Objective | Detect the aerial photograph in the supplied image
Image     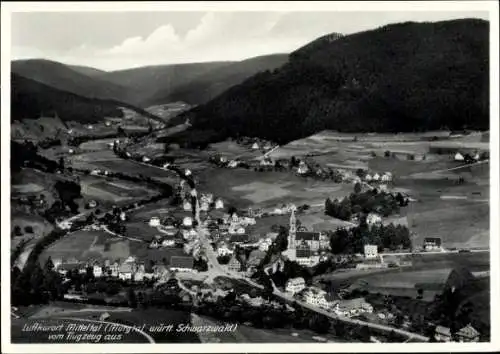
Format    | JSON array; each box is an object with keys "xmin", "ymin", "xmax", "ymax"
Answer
[{"xmin": 6, "ymin": 6, "xmax": 493, "ymax": 347}]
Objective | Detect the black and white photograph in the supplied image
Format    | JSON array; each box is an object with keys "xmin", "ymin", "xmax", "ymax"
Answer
[{"xmin": 1, "ymin": 1, "xmax": 498, "ymax": 352}]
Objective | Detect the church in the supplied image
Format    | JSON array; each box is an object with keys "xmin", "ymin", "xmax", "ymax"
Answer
[{"xmin": 281, "ymin": 207, "xmax": 328, "ymax": 267}]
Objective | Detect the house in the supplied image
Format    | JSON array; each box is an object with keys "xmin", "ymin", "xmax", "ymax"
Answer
[
  {"xmin": 356, "ymin": 259, "xmax": 387, "ymax": 270},
  {"xmin": 185, "ymin": 169, "xmax": 192, "ymax": 177},
  {"xmin": 118, "ymin": 262, "xmax": 136, "ymax": 281},
  {"xmin": 303, "ymin": 287, "xmax": 328, "ymax": 309},
  {"xmin": 88, "ymin": 200, "xmax": 98, "ymax": 208},
  {"xmin": 297, "ymin": 161, "xmax": 309, "ymax": 175},
  {"xmin": 364, "ymin": 244, "xmax": 378, "ymax": 259},
  {"xmin": 454, "ymin": 152, "xmax": 465, "ymax": 161},
  {"xmin": 434, "ymin": 325, "xmax": 452, "ymax": 342},
  {"xmin": 381, "ymin": 172, "xmax": 393, "ymax": 182},
  {"xmin": 170, "ymin": 256, "xmax": 194, "ymax": 272},
  {"xmin": 229, "ymin": 234, "xmax": 249, "ymax": 245},
  {"xmin": 258, "ymin": 238, "xmax": 273, "ymax": 252},
  {"xmin": 217, "ymin": 243, "xmax": 233, "ymax": 257},
  {"xmin": 149, "ymin": 239, "xmax": 160, "ymax": 248},
  {"xmin": 251, "ymin": 142, "xmax": 260, "ymax": 150},
  {"xmin": 183, "ymin": 217, "xmax": 193, "ymax": 227},
  {"xmin": 87, "ymin": 125, "xmax": 94, "ymax": 130},
  {"xmin": 99, "ymin": 312, "xmax": 110, "ymax": 321},
  {"xmin": 424, "ymin": 237, "xmax": 442, "ymax": 251},
  {"xmin": 161, "ymin": 238, "xmax": 176, "ymax": 247},
  {"xmin": 200, "ymin": 200, "xmax": 210, "ymax": 212},
  {"xmin": 372, "ymin": 173, "xmax": 381, "ymax": 181},
  {"xmin": 120, "ymin": 212, "xmax": 127, "ymax": 221},
  {"xmin": 110, "ymin": 262, "xmax": 120, "ymax": 277},
  {"xmin": 366, "ymin": 213, "xmax": 382, "ymax": 226},
  {"xmin": 285, "ymin": 277, "xmax": 306, "ymax": 294},
  {"xmin": 134, "ymin": 264, "xmax": 146, "ymax": 282},
  {"xmin": 260, "ymin": 158, "xmax": 274, "ymax": 167},
  {"xmin": 333, "ymin": 298, "xmax": 373, "ymax": 317},
  {"xmin": 93, "ymin": 264, "xmax": 103, "ymax": 277},
  {"xmin": 455, "ymin": 324, "xmax": 480, "ymax": 342},
  {"xmin": 142, "ymin": 156, "xmax": 151, "ymax": 163},
  {"xmin": 365, "ymin": 174, "xmax": 373, "ymax": 182},
  {"xmin": 229, "ymin": 225, "xmax": 245, "ymax": 235},
  {"xmin": 228, "ymin": 160, "xmax": 239, "ymax": 168},
  {"xmin": 183, "ymin": 200, "xmax": 192, "ymax": 211},
  {"xmin": 227, "ymin": 256, "xmax": 241, "ymax": 272},
  {"xmin": 149, "ymin": 217, "xmax": 161, "ymax": 227},
  {"xmin": 215, "ymin": 198, "xmax": 224, "ymax": 209}
]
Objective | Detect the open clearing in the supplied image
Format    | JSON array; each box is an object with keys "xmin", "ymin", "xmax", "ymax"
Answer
[
  {"xmin": 198, "ymin": 167, "xmax": 353, "ymax": 209},
  {"xmin": 80, "ymin": 178, "xmax": 159, "ymax": 204}
]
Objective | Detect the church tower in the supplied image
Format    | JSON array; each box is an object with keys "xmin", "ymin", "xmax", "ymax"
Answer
[{"xmin": 288, "ymin": 208, "xmax": 297, "ymax": 249}]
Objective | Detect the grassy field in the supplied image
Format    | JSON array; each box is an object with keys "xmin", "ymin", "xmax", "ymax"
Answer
[
  {"xmin": 197, "ymin": 167, "xmax": 353, "ymax": 209},
  {"xmin": 80, "ymin": 177, "xmax": 159, "ymax": 206}
]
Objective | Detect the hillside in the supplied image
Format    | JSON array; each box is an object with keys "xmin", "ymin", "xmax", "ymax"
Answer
[
  {"xmin": 148, "ymin": 54, "xmax": 289, "ymax": 105},
  {"xmin": 11, "ymin": 73, "xmax": 124, "ymax": 123},
  {"xmin": 97, "ymin": 61, "xmax": 233, "ymax": 106},
  {"xmin": 68, "ymin": 64, "xmax": 108, "ymax": 77},
  {"xmin": 178, "ymin": 19, "xmax": 489, "ymax": 145},
  {"xmin": 12, "ymin": 59, "xmax": 135, "ymax": 103}
]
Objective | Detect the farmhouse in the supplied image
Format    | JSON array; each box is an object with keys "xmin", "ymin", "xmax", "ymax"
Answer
[
  {"xmin": 381, "ymin": 172, "xmax": 393, "ymax": 182},
  {"xmin": 149, "ymin": 239, "xmax": 160, "ymax": 248},
  {"xmin": 302, "ymin": 287, "xmax": 328, "ymax": 308},
  {"xmin": 93, "ymin": 264, "xmax": 103, "ymax": 278},
  {"xmin": 252, "ymin": 142, "xmax": 260, "ymax": 150},
  {"xmin": 228, "ymin": 160, "xmax": 239, "ymax": 168},
  {"xmin": 215, "ymin": 198, "xmax": 224, "ymax": 209},
  {"xmin": 366, "ymin": 213, "xmax": 382, "ymax": 226},
  {"xmin": 142, "ymin": 156, "xmax": 151, "ymax": 163},
  {"xmin": 365, "ymin": 174, "xmax": 373, "ymax": 182},
  {"xmin": 364, "ymin": 244, "xmax": 378, "ymax": 259},
  {"xmin": 454, "ymin": 152, "xmax": 465, "ymax": 161},
  {"xmin": 297, "ymin": 161, "xmax": 309, "ymax": 175},
  {"xmin": 183, "ymin": 200, "xmax": 192, "ymax": 211},
  {"xmin": 200, "ymin": 200, "xmax": 210, "ymax": 212},
  {"xmin": 423, "ymin": 237, "xmax": 442, "ymax": 251},
  {"xmin": 183, "ymin": 216, "xmax": 193, "ymax": 227},
  {"xmin": 456, "ymin": 324, "xmax": 480, "ymax": 342},
  {"xmin": 88, "ymin": 200, "xmax": 98, "ymax": 208},
  {"xmin": 118, "ymin": 262, "xmax": 136, "ymax": 281},
  {"xmin": 170, "ymin": 256, "xmax": 194, "ymax": 272},
  {"xmin": 333, "ymin": 298, "xmax": 373, "ymax": 318},
  {"xmin": 149, "ymin": 217, "xmax": 161, "ymax": 227},
  {"xmin": 285, "ymin": 277, "xmax": 306, "ymax": 294},
  {"xmin": 434, "ymin": 325, "xmax": 452, "ymax": 342}
]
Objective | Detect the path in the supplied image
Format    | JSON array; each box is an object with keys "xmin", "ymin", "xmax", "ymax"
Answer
[
  {"xmin": 101, "ymin": 225, "xmax": 145, "ymax": 243},
  {"xmin": 60, "ymin": 317, "xmax": 155, "ymax": 343}
]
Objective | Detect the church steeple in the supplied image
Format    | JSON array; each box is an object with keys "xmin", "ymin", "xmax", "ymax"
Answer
[{"xmin": 288, "ymin": 207, "xmax": 297, "ymax": 249}]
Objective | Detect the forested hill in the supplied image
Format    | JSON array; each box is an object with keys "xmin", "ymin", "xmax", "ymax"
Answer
[
  {"xmin": 180, "ymin": 19, "xmax": 489, "ymax": 144},
  {"xmin": 11, "ymin": 73, "xmax": 124, "ymax": 123}
]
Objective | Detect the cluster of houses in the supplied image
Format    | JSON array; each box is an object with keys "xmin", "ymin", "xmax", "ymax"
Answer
[
  {"xmin": 286, "ymin": 278, "xmax": 374, "ymax": 318},
  {"xmin": 52, "ymin": 255, "xmax": 196, "ymax": 282},
  {"xmin": 434, "ymin": 324, "xmax": 481, "ymax": 342}
]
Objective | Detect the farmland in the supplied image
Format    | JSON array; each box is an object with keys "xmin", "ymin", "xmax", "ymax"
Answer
[{"xmin": 197, "ymin": 167, "xmax": 353, "ymax": 209}]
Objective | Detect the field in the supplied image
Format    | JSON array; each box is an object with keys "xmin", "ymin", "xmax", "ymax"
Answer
[
  {"xmin": 80, "ymin": 177, "xmax": 160, "ymax": 206},
  {"xmin": 197, "ymin": 167, "xmax": 353, "ymax": 209},
  {"xmin": 206, "ymin": 140, "xmax": 263, "ymax": 160}
]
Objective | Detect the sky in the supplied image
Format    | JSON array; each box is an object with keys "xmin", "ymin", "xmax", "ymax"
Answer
[{"xmin": 11, "ymin": 11, "xmax": 489, "ymax": 71}]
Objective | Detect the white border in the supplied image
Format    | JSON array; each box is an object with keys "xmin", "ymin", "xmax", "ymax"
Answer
[{"xmin": 1, "ymin": 1, "xmax": 499, "ymax": 353}]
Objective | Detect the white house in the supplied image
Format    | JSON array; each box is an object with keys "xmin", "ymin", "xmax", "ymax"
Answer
[
  {"xmin": 118, "ymin": 262, "xmax": 135, "ymax": 281},
  {"xmin": 149, "ymin": 239, "xmax": 160, "ymax": 248},
  {"xmin": 200, "ymin": 201, "xmax": 210, "ymax": 212},
  {"xmin": 365, "ymin": 174, "xmax": 373, "ymax": 182},
  {"xmin": 297, "ymin": 161, "xmax": 309, "ymax": 175},
  {"xmin": 251, "ymin": 142, "xmax": 260, "ymax": 150},
  {"xmin": 183, "ymin": 200, "xmax": 192, "ymax": 211},
  {"xmin": 258, "ymin": 238, "xmax": 273, "ymax": 252},
  {"xmin": 381, "ymin": 172, "xmax": 393, "ymax": 182},
  {"xmin": 183, "ymin": 217, "xmax": 193, "ymax": 227},
  {"xmin": 454, "ymin": 152, "xmax": 465, "ymax": 161},
  {"xmin": 333, "ymin": 298, "xmax": 373, "ymax": 317},
  {"xmin": 285, "ymin": 277, "xmax": 306, "ymax": 294},
  {"xmin": 364, "ymin": 244, "xmax": 378, "ymax": 259},
  {"xmin": 303, "ymin": 287, "xmax": 328, "ymax": 309},
  {"xmin": 215, "ymin": 198, "xmax": 224, "ymax": 209},
  {"xmin": 120, "ymin": 212, "xmax": 127, "ymax": 221},
  {"xmin": 163, "ymin": 163, "xmax": 171, "ymax": 169},
  {"xmin": 88, "ymin": 200, "xmax": 98, "ymax": 208},
  {"xmin": 228, "ymin": 160, "xmax": 239, "ymax": 168},
  {"xmin": 372, "ymin": 173, "xmax": 381, "ymax": 181},
  {"xmin": 149, "ymin": 217, "xmax": 161, "ymax": 227},
  {"xmin": 142, "ymin": 156, "xmax": 151, "ymax": 163},
  {"xmin": 217, "ymin": 244, "xmax": 234, "ymax": 257},
  {"xmin": 93, "ymin": 264, "xmax": 103, "ymax": 278},
  {"xmin": 68, "ymin": 148, "xmax": 74, "ymax": 154},
  {"xmin": 87, "ymin": 125, "xmax": 94, "ymax": 130},
  {"xmin": 162, "ymin": 239, "xmax": 176, "ymax": 247},
  {"xmin": 185, "ymin": 169, "xmax": 192, "ymax": 176},
  {"xmin": 366, "ymin": 213, "xmax": 382, "ymax": 226}
]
